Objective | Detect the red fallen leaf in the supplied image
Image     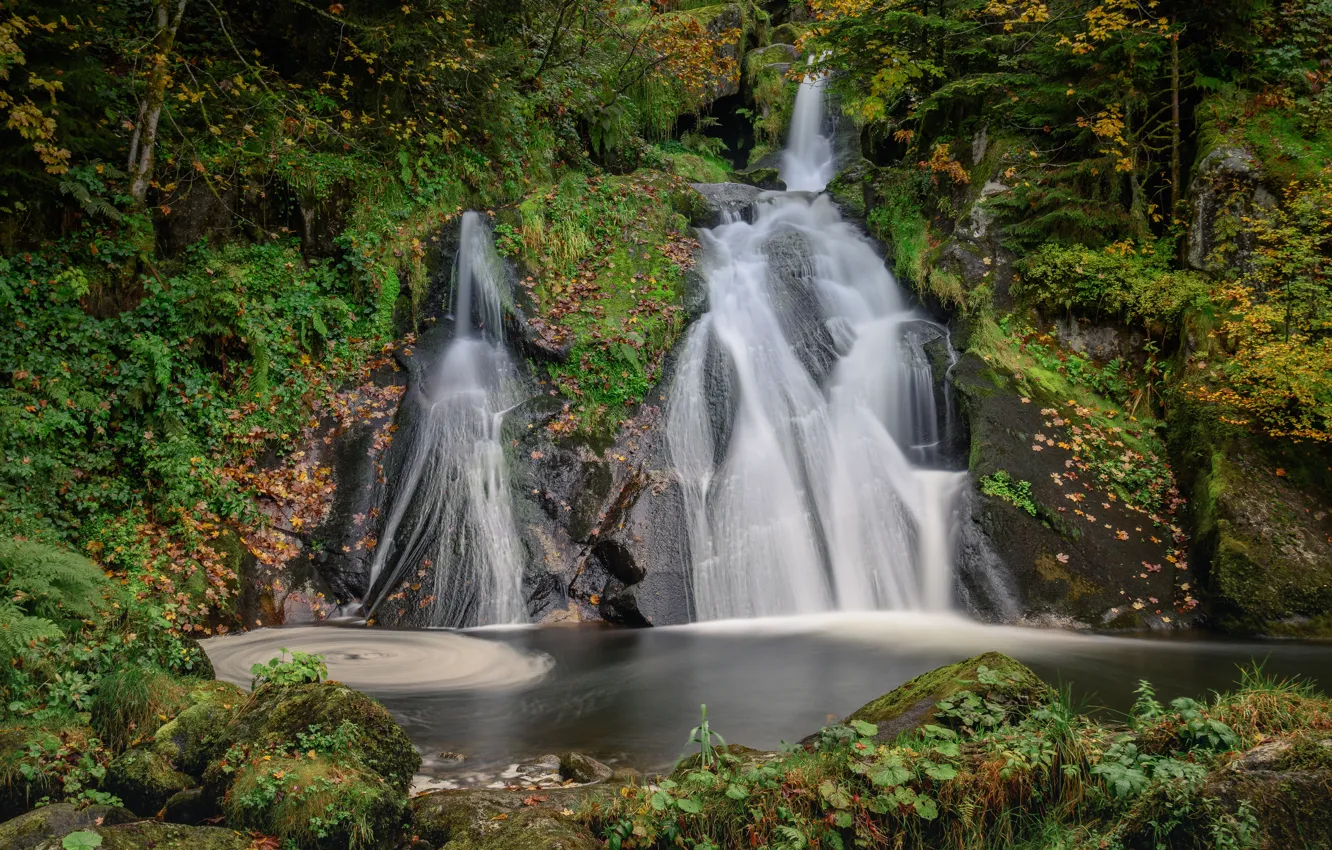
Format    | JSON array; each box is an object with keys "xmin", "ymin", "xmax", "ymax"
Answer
[{"xmin": 523, "ymin": 794, "xmax": 548, "ymax": 806}]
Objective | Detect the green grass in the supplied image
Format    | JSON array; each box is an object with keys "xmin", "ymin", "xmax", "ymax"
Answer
[{"xmin": 499, "ymin": 170, "xmax": 703, "ymax": 437}]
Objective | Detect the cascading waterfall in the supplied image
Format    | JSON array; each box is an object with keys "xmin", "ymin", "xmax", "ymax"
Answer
[
  {"xmin": 667, "ymin": 73, "xmax": 968, "ymax": 620},
  {"xmin": 365, "ymin": 212, "xmax": 525, "ymax": 627}
]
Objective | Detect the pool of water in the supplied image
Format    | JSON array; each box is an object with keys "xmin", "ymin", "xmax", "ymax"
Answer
[{"xmin": 202, "ymin": 614, "xmax": 1332, "ymax": 785}]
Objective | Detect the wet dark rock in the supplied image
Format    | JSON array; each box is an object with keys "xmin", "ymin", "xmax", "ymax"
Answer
[
  {"xmin": 735, "ymin": 166, "xmax": 785, "ymax": 191},
  {"xmin": 0, "ymin": 803, "xmax": 136, "ymax": 850},
  {"xmin": 690, "ymin": 182, "xmax": 763, "ymax": 226},
  {"xmin": 761, "ymin": 228, "xmax": 839, "ymax": 382},
  {"xmin": 1170, "ymin": 399, "xmax": 1332, "ymax": 636},
  {"xmin": 162, "ymin": 787, "xmax": 216, "ymax": 825},
  {"xmin": 104, "ymin": 745, "xmax": 194, "ymax": 817},
  {"xmin": 560, "ymin": 752, "xmax": 614, "ymax": 785},
  {"xmin": 951, "ymin": 353, "xmax": 1187, "ymax": 628}
]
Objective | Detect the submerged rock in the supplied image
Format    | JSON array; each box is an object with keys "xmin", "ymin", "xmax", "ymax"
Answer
[
  {"xmin": 0, "ymin": 803, "xmax": 135, "ymax": 850},
  {"xmin": 843, "ymin": 652, "xmax": 1051, "ymax": 742},
  {"xmin": 559, "ymin": 752, "xmax": 613, "ymax": 785}
]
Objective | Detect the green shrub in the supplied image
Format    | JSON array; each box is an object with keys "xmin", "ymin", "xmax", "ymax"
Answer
[
  {"xmin": 978, "ymin": 470, "xmax": 1039, "ymax": 516},
  {"xmin": 1015, "ymin": 242, "xmax": 1209, "ymax": 326},
  {"xmin": 250, "ymin": 650, "xmax": 328, "ymax": 689}
]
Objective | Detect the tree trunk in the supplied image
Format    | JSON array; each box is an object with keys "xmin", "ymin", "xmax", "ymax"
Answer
[
  {"xmin": 1170, "ymin": 25, "xmax": 1182, "ymax": 221},
  {"xmin": 128, "ymin": 0, "xmax": 188, "ymax": 207}
]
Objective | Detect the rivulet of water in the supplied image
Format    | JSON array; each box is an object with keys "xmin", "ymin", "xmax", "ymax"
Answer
[
  {"xmin": 365, "ymin": 212, "xmax": 525, "ymax": 627},
  {"xmin": 667, "ymin": 73, "xmax": 966, "ymax": 620}
]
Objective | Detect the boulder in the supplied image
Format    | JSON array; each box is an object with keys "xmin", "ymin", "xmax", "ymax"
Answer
[
  {"xmin": 1185, "ymin": 145, "xmax": 1276, "ymax": 274},
  {"xmin": 1170, "ymin": 400, "xmax": 1332, "ymax": 636},
  {"xmin": 163, "ymin": 786, "xmax": 216, "ymax": 825},
  {"xmin": 689, "ymin": 182, "xmax": 763, "ymax": 227},
  {"xmin": 559, "ymin": 752, "xmax": 613, "ymax": 785},
  {"xmin": 152, "ymin": 680, "xmax": 246, "ymax": 775},
  {"xmin": 222, "ymin": 753, "xmax": 405, "ymax": 850},
  {"xmin": 31, "ymin": 821, "xmax": 250, "ymax": 850},
  {"xmin": 410, "ymin": 786, "xmax": 617, "ymax": 850},
  {"xmin": 734, "ymin": 167, "xmax": 785, "ymax": 191},
  {"xmin": 843, "ymin": 652, "xmax": 1051, "ymax": 742},
  {"xmin": 0, "ymin": 723, "xmax": 97, "ymax": 819},
  {"xmin": 221, "ymin": 682, "xmax": 421, "ymax": 791},
  {"xmin": 103, "ymin": 745, "xmax": 195, "ymax": 817},
  {"xmin": 0, "ymin": 802, "xmax": 135, "ymax": 850}
]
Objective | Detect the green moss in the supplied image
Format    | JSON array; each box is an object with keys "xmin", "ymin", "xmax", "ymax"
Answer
[
  {"xmin": 152, "ymin": 680, "xmax": 247, "ymax": 775},
  {"xmin": 0, "ymin": 802, "xmax": 134, "ymax": 850},
  {"xmin": 103, "ymin": 744, "xmax": 194, "ymax": 816},
  {"xmin": 65, "ymin": 821, "xmax": 251, "ymax": 850},
  {"xmin": 223, "ymin": 753, "xmax": 404, "ymax": 850},
  {"xmin": 847, "ymin": 652, "xmax": 1051, "ymax": 741},
  {"xmin": 223, "ymin": 682, "xmax": 420, "ymax": 791},
  {"xmin": 1199, "ymin": 90, "xmax": 1332, "ymax": 185},
  {"xmin": 655, "ymin": 143, "xmax": 732, "ymax": 183},
  {"xmin": 411, "ymin": 788, "xmax": 613, "ymax": 850},
  {"xmin": 509, "ymin": 171, "xmax": 702, "ymax": 436}
]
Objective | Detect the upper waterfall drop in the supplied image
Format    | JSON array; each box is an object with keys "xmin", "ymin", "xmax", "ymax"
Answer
[
  {"xmin": 667, "ymin": 70, "xmax": 967, "ymax": 621},
  {"xmin": 780, "ymin": 72, "xmax": 836, "ymax": 193},
  {"xmin": 365, "ymin": 211, "xmax": 525, "ymax": 628}
]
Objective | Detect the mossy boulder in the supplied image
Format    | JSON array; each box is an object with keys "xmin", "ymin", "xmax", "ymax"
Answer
[
  {"xmin": 222, "ymin": 753, "xmax": 405, "ymax": 850},
  {"xmin": 104, "ymin": 744, "xmax": 195, "ymax": 816},
  {"xmin": 31, "ymin": 821, "xmax": 250, "ymax": 850},
  {"xmin": 735, "ymin": 166, "xmax": 785, "ymax": 190},
  {"xmin": 410, "ymin": 787, "xmax": 615, "ymax": 850},
  {"xmin": 0, "ymin": 723, "xmax": 99, "ymax": 819},
  {"xmin": 222, "ymin": 682, "xmax": 420, "ymax": 791},
  {"xmin": 1170, "ymin": 398, "xmax": 1332, "ymax": 636},
  {"xmin": 672, "ymin": 744, "xmax": 779, "ymax": 777},
  {"xmin": 152, "ymin": 680, "xmax": 246, "ymax": 775},
  {"xmin": 844, "ymin": 652, "xmax": 1051, "ymax": 742},
  {"xmin": 0, "ymin": 802, "xmax": 135, "ymax": 850}
]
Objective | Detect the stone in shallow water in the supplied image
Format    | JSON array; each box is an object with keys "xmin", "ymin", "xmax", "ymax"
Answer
[{"xmin": 559, "ymin": 752, "xmax": 613, "ymax": 785}]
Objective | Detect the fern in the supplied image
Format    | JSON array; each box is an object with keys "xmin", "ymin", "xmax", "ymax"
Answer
[
  {"xmin": 0, "ymin": 538, "xmax": 109, "ymax": 628},
  {"xmin": 0, "ymin": 599, "xmax": 62, "ymax": 658},
  {"xmin": 57, "ymin": 179, "xmax": 123, "ymax": 222}
]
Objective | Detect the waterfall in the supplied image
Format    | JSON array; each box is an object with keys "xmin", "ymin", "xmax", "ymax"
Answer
[
  {"xmin": 365, "ymin": 212, "xmax": 525, "ymax": 628},
  {"xmin": 667, "ymin": 72, "xmax": 967, "ymax": 621},
  {"xmin": 780, "ymin": 73, "xmax": 835, "ymax": 192}
]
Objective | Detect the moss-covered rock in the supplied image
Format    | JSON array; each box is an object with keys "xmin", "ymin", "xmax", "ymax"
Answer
[
  {"xmin": 0, "ymin": 802, "xmax": 135, "ymax": 850},
  {"xmin": 410, "ymin": 786, "xmax": 616, "ymax": 850},
  {"xmin": 1170, "ymin": 399, "xmax": 1332, "ymax": 636},
  {"xmin": 222, "ymin": 682, "xmax": 420, "ymax": 791},
  {"xmin": 672, "ymin": 744, "xmax": 779, "ymax": 777},
  {"xmin": 845, "ymin": 652, "xmax": 1051, "ymax": 742},
  {"xmin": 31, "ymin": 821, "xmax": 250, "ymax": 850},
  {"xmin": 0, "ymin": 723, "xmax": 100, "ymax": 820},
  {"xmin": 735, "ymin": 166, "xmax": 784, "ymax": 190},
  {"xmin": 104, "ymin": 744, "xmax": 195, "ymax": 817},
  {"xmin": 152, "ymin": 680, "xmax": 246, "ymax": 775},
  {"xmin": 222, "ymin": 753, "xmax": 404, "ymax": 850}
]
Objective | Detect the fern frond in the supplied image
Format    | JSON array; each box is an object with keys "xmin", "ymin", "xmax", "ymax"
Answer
[
  {"xmin": 0, "ymin": 538, "xmax": 109, "ymax": 627},
  {"xmin": 0, "ymin": 600, "xmax": 62, "ymax": 658}
]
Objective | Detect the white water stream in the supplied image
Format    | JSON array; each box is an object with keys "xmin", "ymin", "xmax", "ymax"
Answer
[
  {"xmin": 667, "ymin": 74, "xmax": 967, "ymax": 620},
  {"xmin": 365, "ymin": 212, "xmax": 525, "ymax": 627}
]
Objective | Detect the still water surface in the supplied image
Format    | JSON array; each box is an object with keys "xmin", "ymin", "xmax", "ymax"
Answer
[{"xmin": 203, "ymin": 614, "xmax": 1332, "ymax": 783}]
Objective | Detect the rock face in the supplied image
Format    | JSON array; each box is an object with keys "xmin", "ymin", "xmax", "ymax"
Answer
[
  {"xmin": 842, "ymin": 652, "xmax": 1050, "ymax": 743},
  {"xmin": 1185, "ymin": 146, "xmax": 1276, "ymax": 274},
  {"xmin": 1171, "ymin": 402, "xmax": 1332, "ymax": 636},
  {"xmin": 689, "ymin": 182, "xmax": 763, "ymax": 226},
  {"xmin": 951, "ymin": 354, "xmax": 1191, "ymax": 628}
]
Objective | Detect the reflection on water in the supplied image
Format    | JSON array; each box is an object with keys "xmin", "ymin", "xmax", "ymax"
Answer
[{"xmin": 203, "ymin": 614, "xmax": 1332, "ymax": 784}]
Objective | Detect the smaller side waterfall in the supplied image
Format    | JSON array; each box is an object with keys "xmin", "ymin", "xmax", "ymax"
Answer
[{"xmin": 365, "ymin": 212, "xmax": 525, "ymax": 628}]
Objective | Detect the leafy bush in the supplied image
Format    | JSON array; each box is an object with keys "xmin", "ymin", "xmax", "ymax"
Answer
[
  {"xmin": 978, "ymin": 470, "xmax": 1038, "ymax": 516},
  {"xmin": 1015, "ymin": 242, "xmax": 1209, "ymax": 326},
  {"xmin": 250, "ymin": 649, "xmax": 328, "ymax": 689}
]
